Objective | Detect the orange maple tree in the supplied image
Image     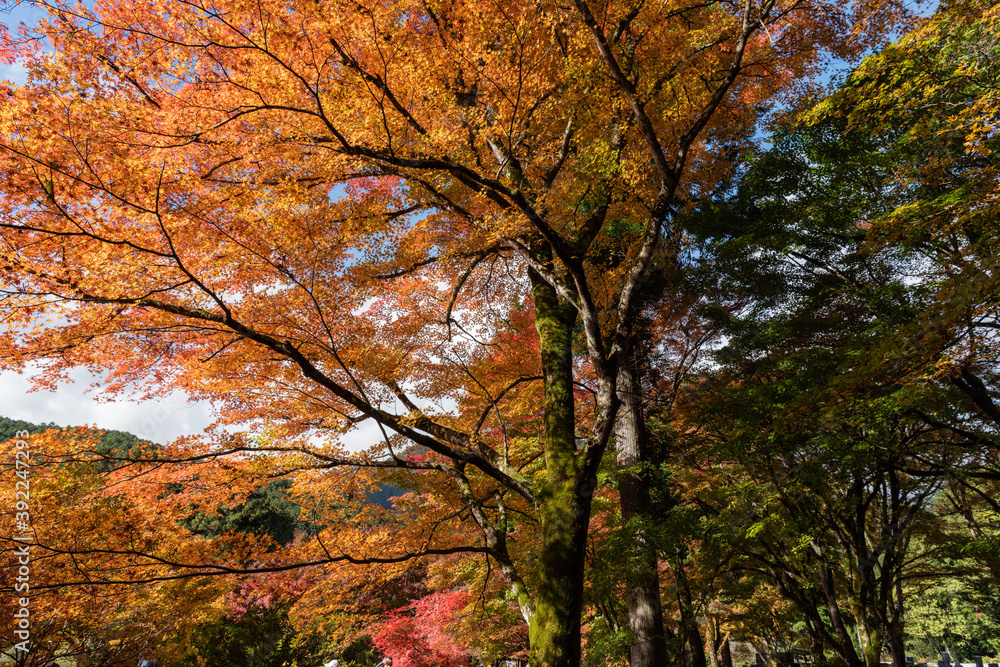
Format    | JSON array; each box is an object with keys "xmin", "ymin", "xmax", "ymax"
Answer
[
  {"xmin": 0, "ymin": 427, "xmax": 244, "ymax": 665},
  {"xmin": 0, "ymin": 0, "xmax": 905, "ymax": 663}
]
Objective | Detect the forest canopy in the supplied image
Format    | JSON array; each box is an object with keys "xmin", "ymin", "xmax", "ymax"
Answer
[{"xmin": 0, "ymin": 0, "xmax": 998, "ymax": 666}]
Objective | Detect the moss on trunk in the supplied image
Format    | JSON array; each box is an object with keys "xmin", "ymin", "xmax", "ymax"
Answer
[{"xmin": 528, "ymin": 267, "xmax": 591, "ymax": 667}]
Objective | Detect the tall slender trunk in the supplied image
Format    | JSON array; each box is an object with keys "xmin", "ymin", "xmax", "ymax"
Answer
[
  {"xmin": 616, "ymin": 357, "xmax": 668, "ymax": 667},
  {"xmin": 887, "ymin": 620, "xmax": 906, "ymax": 667},
  {"xmin": 529, "ymin": 269, "xmax": 592, "ymax": 667},
  {"xmin": 677, "ymin": 563, "xmax": 708, "ymax": 667},
  {"xmin": 857, "ymin": 560, "xmax": 885, "ymax": 667},
  {"xmin": 817, "ymin": 566, "xmax": 865, "ymax": 667},
  {"xmin": 887, "ymin": 573, "xmax": 906, "ymax": 667},
  {"xmin": 684, "ymin": 610, "xmax": 708, "ymax": 667},
  {"xmin": 709, "ymin": 620, "xmax": 720, "ymax": 667}
]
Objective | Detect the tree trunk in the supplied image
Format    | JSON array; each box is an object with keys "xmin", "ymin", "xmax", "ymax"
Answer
[
  {"xmin": 887, "ymin": 622, "xmax": 905, "ymax": 667},
  {"xmin": 709, "ymin": 620, "xmax": 720, "ymax": 667},
  {"xmin": 677, "ymin": 564, "xmax": 708, "ymax": 667},
  {"xmin": 530, "ymin": 482, "xmax": 591, "ymax": 667},
  {"xmin": 528, "ymin": 269, "xmax": 592, "ymax": 667},
  {"xmin": 887, "ymin": 574, "xmax": 906, "ymax": 667},
  {"xmin": 817, "ymin": 566, "xmax": 865, "ymax": 667},
  {"xmin": 857, "ymin": 561, "xmax": 884, "ymax": 667},
  {"xmin": 809, "ymin": 634, "xmax": 829, "ymax": 667},
  {"xmin": 616, "ymin": 357, "xmax": 668, "ymax": 667},
  {"xmin": 861, "ymin": 623, "xmax": 883, "ymax": 667},
  {"xmin": 686, "ymin": 619, "xmax": 709, "ymax": 667},
  {"xmin": 721, "ymin": 635, "xmax": 734, "ymax": 667}
]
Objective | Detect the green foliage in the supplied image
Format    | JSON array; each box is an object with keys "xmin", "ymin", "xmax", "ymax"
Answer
[
  {"xmin": 0, "ymin": 416, "xmax": 57, "ymax": 440},
  {"xmin": 0, "ymin": 415, "xmax": 162, "ymax": 471},
  {"xmin": 93, "ymin": 427, "xmax": 161, "ymax": 466},
  {"xmin": 666, "ymin": 6, "xmax": 1000, "ymax": 662},
  {"xmin": 335, "ymin": 636, "xmax": 380, "ymax": 667},
  {"xmin": 182, "ymin": 603, "xmax": 328, "ymax": 667},
  {"xmin": 365, "ymin": 483, "xmax": 404, "ymax": 511},
  {"xmin": 183, "ymin": 479, "xmax": 315, "ymax": 548},
  {"xmin": 581, "ymin": 619, "xmax": 631, "ymax": 667},
  {"xmin": 905, "ymin": 576, "xmax": 1000, "ymax": 661}
]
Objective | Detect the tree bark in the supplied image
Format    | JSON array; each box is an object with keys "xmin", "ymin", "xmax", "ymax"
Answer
[
  {"xmin": 528, "ymin": 268, "xmax": 592, "ymax": 667},
  {"xmin": 721, "ymin": 635, "xmax": 734, "ymax": 667},
  {"xmin": 616, "ymin": 356, "xmax": 669, "ymax": 667},
  {"xmin": 860, "ymin": 623, "xmax": 883, "ymax": 667},
  {"xmin": 677, "ymin": 563, "xmax": 708, "ymax": 667},
  {"xmin": 685, "ymin": 612, "xmax": 709, "ymax": 667},
  {"xmin": 887, "ymin": 617, "xmax": 906, "ymax": 667},
  {"xmin": 817, "ymin": 565, "xmax": 865, "ymax": 667}
]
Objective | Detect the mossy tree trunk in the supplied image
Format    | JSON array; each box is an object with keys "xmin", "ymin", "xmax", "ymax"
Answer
[{"xmin": 528, "ymin": 268, "xmax": 594, "ymax": 667}]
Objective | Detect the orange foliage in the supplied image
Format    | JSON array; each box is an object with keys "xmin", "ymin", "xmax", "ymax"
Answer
[{"xmin": 0, "ymin": 0, "xmax": 905, "ymax": 662}]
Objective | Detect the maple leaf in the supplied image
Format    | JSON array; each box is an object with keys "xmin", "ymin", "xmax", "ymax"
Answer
[{"xmin": 0, "ymin": 0, "xmax": 905, "ymax": 663}]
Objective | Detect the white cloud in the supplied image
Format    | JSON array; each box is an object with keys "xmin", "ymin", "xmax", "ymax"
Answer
[
  {"xmin": 0, "ymin": 366, "xmax": 446, "ymax": 454},
  {"xmin": 0, "ymin": 368, "xmax": 216, "ymax": 444}
]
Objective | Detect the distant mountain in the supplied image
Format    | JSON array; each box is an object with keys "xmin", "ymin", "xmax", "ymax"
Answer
[
  {"xmin": 0, "ymin": 416, "xmax": 61, "ymax": 441},
  {"xmin": 0, "ymin": 416, "xmax": 160, "ymax": 469}
]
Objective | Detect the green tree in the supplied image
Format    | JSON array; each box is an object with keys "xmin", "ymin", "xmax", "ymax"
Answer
[{"xmin": 675, "ymin": 3, "xmax": 1000, "ymax": 658}]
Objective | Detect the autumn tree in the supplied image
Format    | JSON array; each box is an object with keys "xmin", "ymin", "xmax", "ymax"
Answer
[
  {"xmin": 0, "ymin": 425, "xmax": 248, "ymax": 666},
  {"xmin": 0, "ymin": 0, "xmax": 898, "ymax": 663}
]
